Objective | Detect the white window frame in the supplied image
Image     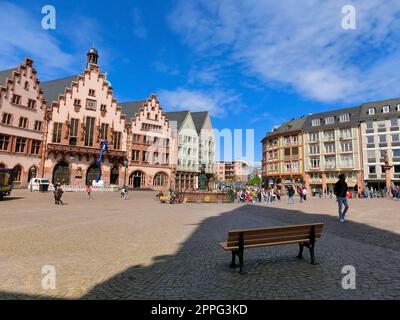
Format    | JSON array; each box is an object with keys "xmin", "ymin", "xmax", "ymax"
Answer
[
  {"xmin": 368, "ymin": 108, "xmax": 375, "ymax": 115},
  {"xmin": 339, "ymin": 114, "xmax": 350, "ymax": 123},
  {"xmin": 382, "ymin": 105, "xmax": 390, "ymax": 113},
  {"xmin": 325, "ymin": 117, "xmax": 334, "ymax": 125},
  {"xmin": 311, "ymin": 119, "xmax": 321, "ymax": 127}
]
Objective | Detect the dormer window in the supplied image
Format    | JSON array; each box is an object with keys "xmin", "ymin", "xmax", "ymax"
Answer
[
  {"xmin": 73, "ymin": 99, "xmax": 81, "ymax": 106},
  {"xmin": 24, "ymin": 81, "xmax": 29, "ymax": 90},
  {"xmin": 339, "ymin": 114, "xmax": 350, "ymax": 123},
  {"xmin": 88, "ymin": 89, "xmax": 96, "ymax": 97},
  {"xmin": 100, "ymin": 104, "xmax": 107, "ymax": 112},
  {"xmin": 325, "ymin": 117, "xmax": 334, "ymax": 125},
  {"xmin": 382, "ymin": 105, "xmax": 390, "ymax": 113},
  {"xmin": 397, "ymin": 104, "xmax": 400, "ymax": 112},
  {"xmin": 368, "ymin": 108, "xmax": 375, "ymax": 115},
  {"xmin": 311, "ymin": 119, "xmax": 320, "ymax": 127}
]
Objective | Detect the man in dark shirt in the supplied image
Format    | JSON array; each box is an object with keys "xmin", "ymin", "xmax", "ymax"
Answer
[{"xmin": 334, "ymin": 174, "xmax": 349, "ymax": 223}]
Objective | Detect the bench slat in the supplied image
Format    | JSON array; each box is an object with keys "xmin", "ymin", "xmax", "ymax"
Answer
[
  {"xmin": 220, "ymin": 238, "xmax": 314, "ymax": 251},
  {"xmin": 226, "ymin": 233, "xmax": 322, "ymax": 247},
  {"xmin": 227, "ymin": 228, "xmax": 323, "ymax": 242},
  {"xmin": 227, "ymin": 223, "xmax": 324, "ymax": 235}
]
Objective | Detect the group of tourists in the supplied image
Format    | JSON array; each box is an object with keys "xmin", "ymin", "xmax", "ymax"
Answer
[{"xmin": 236, "ymin": 187, "xmax": 280, "ymax": 203}]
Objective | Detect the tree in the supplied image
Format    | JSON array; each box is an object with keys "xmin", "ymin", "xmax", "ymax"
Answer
[{"xmin": 248, "ymin": 175, "xmax": 261, "ymax": 186}]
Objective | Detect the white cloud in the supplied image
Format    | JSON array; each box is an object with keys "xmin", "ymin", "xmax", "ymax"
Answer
[
  {"xmin": 169, "ymin": 0, "xmax": 400, "ymax": 103},
  {"xmin": 158, "ymin": 88, "xmax": 239, "ymax": 117},
  {"xmin": 0, "ymin": 1, "xmax": 75, "ymax": 74},
  {"xmin": 132, "ymin": 8, "xmax": 147, "ymax": 39}
]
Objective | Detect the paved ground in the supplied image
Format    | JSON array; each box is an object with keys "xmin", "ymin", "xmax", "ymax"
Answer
[{"xmin": 0, "ymin": 190, "xmax": 399, "ymax": 299}]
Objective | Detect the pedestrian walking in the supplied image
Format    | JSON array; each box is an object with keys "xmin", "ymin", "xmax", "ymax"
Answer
[
  {"xmin": 302, "ymin": 185, "xmax": 307, "ymax": 202},
  {"xmin": 297, "ymin": 185, "xmax": 303, "ymax": 203},
  {"xmin": 334, "ymin": 174, "xmax": 349, "ymax": 223},
  {"xmin": 86, "ymin": 185, "xmax": 91, "ymax": 198},
  {"xmin": 54, "ymin": 184, "xmax": 64, "ymax": 205},
  {"xmin": 123, "ymin": 185, "xmax": 128, "ymax": 200},
  {"xmin": 287, "ymin": 186, "xmax": 295, "ymax": 204}
]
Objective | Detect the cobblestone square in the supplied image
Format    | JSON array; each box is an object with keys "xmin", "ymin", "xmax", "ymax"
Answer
[{"xmin": 0, "ymin": 190, "xmax": 399, "ymax": 299}]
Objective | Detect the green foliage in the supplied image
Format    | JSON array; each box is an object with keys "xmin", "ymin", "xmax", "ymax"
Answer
[
  {"xmin": 227, "ymin": 189, "xmax": 236, "ymax": 202},
  {"xmin": 248, "ymin": 176, "xmax": 261, "ymax": 186}
]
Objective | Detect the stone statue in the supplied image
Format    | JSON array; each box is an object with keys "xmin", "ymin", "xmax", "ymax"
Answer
[
  {"xmin": 198, "ymin": 164, "xmax": 208, "ymax": 190},
  {"xmin": 384, "ymin": 151, "xmax": 389, "ymax": 166}
]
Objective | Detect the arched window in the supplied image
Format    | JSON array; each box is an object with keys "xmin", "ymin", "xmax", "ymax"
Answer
[
  {"xmin": 153, "ymin": 172, "xmax": 168, "ymax": 187},
  {"xmin": 28, "ymin": 166, "xmax": 37, "ymax": 183},
  {"xmin": 129, "ymin": 171, "xmax": 145, "ymax": 188},
  {"xmin": 86, "ymin": 163, "xmax": 100, "ymax": 186},
  {"xmin": 53, "ymin": 161, "xmax": 70, "ymax": 185},
  {"xmin": 13, "ymin": 165, "xmax": 23, "ymax": 182},
  {"xmin": 110, "ymin": 166, "xmax": 119, "ymax": 185}
]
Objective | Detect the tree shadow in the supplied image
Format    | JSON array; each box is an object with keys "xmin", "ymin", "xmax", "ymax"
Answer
[{"xmin": 1, "ymin": 203, "xmax": 400, "ymax": 299}]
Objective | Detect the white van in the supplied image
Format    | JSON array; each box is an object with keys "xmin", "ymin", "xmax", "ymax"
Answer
[{"xmin": 28, "ymin": 178, "xmax": 51, "ymax": 191}]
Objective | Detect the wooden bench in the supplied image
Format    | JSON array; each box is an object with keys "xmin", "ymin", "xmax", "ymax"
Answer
[{"xmin": 219, "ymin": 223, "xmax": 324, "ymax": 273}]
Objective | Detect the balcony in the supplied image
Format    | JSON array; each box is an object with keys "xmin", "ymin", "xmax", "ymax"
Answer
[
  {"xmin": 365, "ymin": 129, "xmax": 374, "ymax": 134},
  {"xmin": 46, "ymin": 143, "xmax": 126, "ymax": 160},
  {"xmin": 377, "ymin": 128, "xmax": 387, "ymax": 133},
  {"xmin": 368, "ymin": 174, "xmax": 377, "ymax": 179}
]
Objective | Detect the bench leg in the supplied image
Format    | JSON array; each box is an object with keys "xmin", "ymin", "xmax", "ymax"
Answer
[
  {"xmin": 309, "ymin": 243, "xmax": 318, "ymax": 265},
  {"xmin": 297, "ymin": 243, "xmax": 304, "ymax": 259},
  {"xmin": 239, "ymin": 251, "xmax": 245, "ymax": 274},
  {"xmin": 230, "ymin": 251, "xmax": 237, "ymax": 268}
]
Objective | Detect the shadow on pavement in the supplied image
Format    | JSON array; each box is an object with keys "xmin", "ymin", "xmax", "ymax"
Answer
[{"xmin": 1, "ymin": 203, "xmax": 400, "ymax": 299}]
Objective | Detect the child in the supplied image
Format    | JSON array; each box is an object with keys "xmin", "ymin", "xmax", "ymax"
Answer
[{"xmin": 86, "ymin": 185, "xmax": 91, "ymax": 198}]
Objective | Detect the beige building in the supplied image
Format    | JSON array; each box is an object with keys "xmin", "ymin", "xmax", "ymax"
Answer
[
  {"xmin": 359, "ymin": 98, "xmax": 400, "ymax": 189},
  {"xmin": 0, "ymin": 57, "xmax": 47, "ymax": 187},
  {"xmin": 303, "ymin": 107, "xmax": 363, "ymax": 193},
  {"xmin": 216, "ymin": 160, "xmax": 249, "ymax": 183}
]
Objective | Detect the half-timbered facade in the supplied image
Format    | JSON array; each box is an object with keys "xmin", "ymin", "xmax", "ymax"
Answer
[{"xmin": 166, "ymin": 111, "xmax": 200, "ymax": 191}]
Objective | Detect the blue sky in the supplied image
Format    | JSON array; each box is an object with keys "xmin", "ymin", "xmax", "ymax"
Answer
[{"xmin": 2, "ymin": 0, "xmax": 400, "ymax": 163}]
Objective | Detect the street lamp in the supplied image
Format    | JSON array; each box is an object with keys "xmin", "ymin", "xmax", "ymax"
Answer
[{"xmin": 123, "ymin": 158, "xmax": 128, "ymax": 187}]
